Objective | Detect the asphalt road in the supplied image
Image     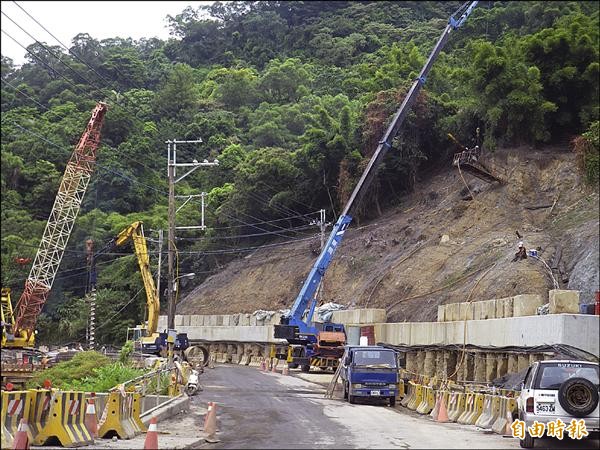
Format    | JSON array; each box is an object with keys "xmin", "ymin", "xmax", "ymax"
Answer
[{"xmin": 189, "ymin": 365, "xmax": 598, "ymax": 449}]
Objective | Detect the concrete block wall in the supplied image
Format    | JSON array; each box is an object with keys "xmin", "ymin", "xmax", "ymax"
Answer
[
  {"xmin": 436, "ymin": 291, "xmax": 575, "ymax": 322},
  {"xmin": 329, "ymin": 308, "xmax": 387, "ymax": 325},
  {"xmin": 375, "ymin": 314, "xmax": 598, "ymax": 357},
  {"xmin": 160, "ymin": 308, "xmax": 386, "ymax": 332}
]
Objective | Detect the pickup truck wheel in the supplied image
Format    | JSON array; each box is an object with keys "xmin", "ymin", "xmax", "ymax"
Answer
[
  {"xmin": 349, "ymin": 394, "xmax": 356, "ymax": 404},
  {"xmin": 389, "ymin": 396, "xmax": 396, "ymax": 407},
  {"xmin": 301, "ymin": 364, "xmax": 310, "ymax": 373},
  {"xmin": 343, "ymin": 382, "xmax": 348, "ymax": 399},
  {"xmin": 519, "ymin": 432, "xmax": 534, "ymax": 448},
  {"xmin": 558, "ymin": 377, "xmax": 599, "ymax": 418}
]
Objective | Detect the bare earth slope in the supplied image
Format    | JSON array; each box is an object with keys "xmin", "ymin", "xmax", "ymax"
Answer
[{"xmin": 177, "ymin": 145, "xmax": 599, "ymax": 322}]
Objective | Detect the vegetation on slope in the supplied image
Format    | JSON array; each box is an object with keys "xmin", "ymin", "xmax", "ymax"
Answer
[{"xmin": 1, "ymin": 1, "xmax": 598, "ymax": 345}]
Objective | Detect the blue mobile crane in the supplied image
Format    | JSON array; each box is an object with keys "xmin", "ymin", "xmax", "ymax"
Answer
[{"xmin": 274, "ymin": 1, "xmax": 479, "ymax": 372}]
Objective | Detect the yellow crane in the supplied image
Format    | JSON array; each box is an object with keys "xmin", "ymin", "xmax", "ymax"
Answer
[
  {"xmin": 1, "ymin": 288, "xmax": 35, "ymax": 348},
  {"xmin": 108, "ymin": 221, "xmax": 189, "ymax": 355},
  {"xmin": 113, "ymin": 221, "xmax": 160, "ymax": 351}
]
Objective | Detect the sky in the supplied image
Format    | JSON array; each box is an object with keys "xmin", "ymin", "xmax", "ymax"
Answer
[{"xmin": 1, "ymin": 1, "xmax": 214, "ymax": 65}]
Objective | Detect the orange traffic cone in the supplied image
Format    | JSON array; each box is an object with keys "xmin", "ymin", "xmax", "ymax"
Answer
[
  {"xmin": 204, "ymin": 402, "xmax": 220, "ymax": 443},
  {"xmin": 503, "ymin": 411, "xmax": 514, "ymax": 436},
  {"xmin": 437, "ymin": 395, "xmax": 449, "ymax": 423},
  {"xmin": 12, "ymin": 418, "xmax": 29, "ymax": 450},
  {"xmin": 202, "ymin": 402, "xmax": 214, "ymax": 430},
  {"xmin": 271, "ymin": 359, "xmax": 278, "ymax": 373},
  {"xmin": 430, "ymin": 393, "xmax": 441, "ymax": 420},
  {"xmin": 282, "ymin": 364, "xmax": 289, "ymax": 376},
  {"xmin": 85, "ymin": 393, "xmax": 98, "ymax": 438},
  {"xmin": 144, "ymin": 417, "xmax": 158, "ymax": 450},
  {"xmin": 260, "ymin": 359, "xmax": 266, "ymax": 371}
]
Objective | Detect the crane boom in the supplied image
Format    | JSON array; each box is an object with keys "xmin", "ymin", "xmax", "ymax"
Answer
[
  {"xmin": 13, "ymin": 102, "xmax": 108, "ymax": 338},
  {"xmin": 278, "ymin": 1, "xmax": 478, "ymax": 334}
]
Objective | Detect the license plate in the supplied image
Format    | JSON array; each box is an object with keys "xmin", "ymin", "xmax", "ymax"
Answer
[
  {"xmin": 535, "ymin": 403, "xmax": 555, "ymax": 413},
  {"xmin": 370, "ymin": 390, "xmax": 380, "ymax": 396}
]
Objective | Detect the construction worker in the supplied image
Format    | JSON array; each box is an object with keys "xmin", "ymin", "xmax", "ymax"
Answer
[{"xmin": 512, "ymin": 242, "xmax": 527, "ymax": 262}]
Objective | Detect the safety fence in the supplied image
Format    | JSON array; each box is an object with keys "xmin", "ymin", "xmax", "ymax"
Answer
[
  {"xmin": 1, "ymin": 388, "xmax": 147, "ymax": 447},
  {"xmin": 396, "ymin": 370, "xmax": 519, "ymax": 436}
]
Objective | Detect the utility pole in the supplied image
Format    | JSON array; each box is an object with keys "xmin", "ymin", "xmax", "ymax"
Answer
[
  {"xmin": 319, "ymin": 209, "xmax": 328, "ymax": 250},
  {"xmin": 314, "ymin": 209, "xmax": 331, "ymax": 303},
  {"xmin": 155, "ymin": 228, "xmax": 163, "ymax": 322},
  {"xmin": 166, "ymin": 139, "xmax": 218, "ymax": 365},
  {"xmin": 85, "ymin": 239, "xmax": 95, "ymax": 349}
]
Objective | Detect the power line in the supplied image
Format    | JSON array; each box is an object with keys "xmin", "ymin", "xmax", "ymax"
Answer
[
  {"xmin": 0, "ymin": 28, "xmax": 96, "ymax": 100},
  {"xmin": 94, "ymin": 286, "xmax": 145, "ymax": 331},
  {"xmin": 1, "ymin": 78, "xmax": 49, "ymax": 110},
  {"xmin": 177, "ymin": 233, "xmax": 319, "ymax": 255},
  {"xmin": 198, "ymin": 211, "xmax": 320, "ymax": 231},
  {"xmin": 174, "ymin": 223, "xmax": 317, "ymax": 241},
  {"xmin": 246, "ymin": 190, "xmax": 306, "ymax": 219},
  {"xmin": 236, "ymin": 209, "xmax": 304, "ymax": 234},
  {"xmin": 12, "ymin": 1, "xmax": 145, "ymax": 93},
  {"xmin": 10, "ymin": 121, "xmax": 169, "ymax": 196},
  {"xmin": 258, "ymin": 179, "xmax": 316, "ymax": 211},
  {"xmin": 1, "ymin": 11, "xmax": 105, "ymax": 92},
  {"xmin": 2, "ymin": 11, "xmax": 173, "ymax": 178},
  {"xmin": 219, "ymin": 210, "xmax": 303, "ymax": 239}
]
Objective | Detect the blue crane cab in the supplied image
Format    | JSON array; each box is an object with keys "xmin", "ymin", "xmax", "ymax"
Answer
[{"xmin": 340, "ymin": 345, "xmax": 399, "ymax": 406}]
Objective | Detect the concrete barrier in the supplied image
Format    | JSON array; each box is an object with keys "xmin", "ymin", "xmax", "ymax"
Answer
[
  {"xmin": 97, "ymin": 391, "xmax": 136, "ymax": 439},
  {"xmin": 408, "ymin": 384, "xmax": 423, "ymax": 411},
  {"xmin": 480, "ymin": 394, "xmax": 501, "ymax": 430},
  {"xmin": 417, "ymin": 386, "xmax": 435, "ymax": 414},
  {"xmin": 400, "ymin": 383, "xmax": 414, "ymax": 408},
  {"xmin": 464, "ymin": 393, "xmax": 485, "ymax": 425},
  {"xmin": 34, "ymin": 391, "xmax": 94, "ymax": 447},
  {"xmin": 140, "ymin": 395, "xmax": 189, "ymax": 427},
  {"xmin": 2, "ymin": 390, "xmax": 33, "ymax": 447},
  {"xmin": 491, "ymin": 397, "xmax": 517, "ymax": 434},
  {"xmin": 448, "ymin": 392, "xmax": 465, "ymax": 422},
  {"xmin": 475, "ymin": 394, "xmax": 494, "ymax": 428},
  {"xmin": 457, "ymin": 393, "xmax": 474, "ymax": 424}
]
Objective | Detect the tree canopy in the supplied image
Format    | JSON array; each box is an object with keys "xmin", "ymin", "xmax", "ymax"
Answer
[{"xmin": 1, "ymin": 1, "xmax": 598, "ymax": 346}]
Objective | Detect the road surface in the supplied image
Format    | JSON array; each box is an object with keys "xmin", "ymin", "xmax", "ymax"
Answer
[{"xmin": 190, "ymin": 364, "xmax": 598, "ymax": 449}]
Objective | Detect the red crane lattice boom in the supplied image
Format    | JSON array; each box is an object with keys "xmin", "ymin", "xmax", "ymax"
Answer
[{"xmin": 13, "ymin": 102, "xmax": 108, "ymax": 337}]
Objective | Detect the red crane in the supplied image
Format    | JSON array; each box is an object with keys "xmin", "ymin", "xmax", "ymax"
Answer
[{"xmin": 11, "ymin": 102, "xmax": 108, "ymax": 342}]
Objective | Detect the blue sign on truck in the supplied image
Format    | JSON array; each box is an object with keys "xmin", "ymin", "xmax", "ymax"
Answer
[{"xmin": 340, "ymin": 345, "xmax": 399, "ymax": 406}]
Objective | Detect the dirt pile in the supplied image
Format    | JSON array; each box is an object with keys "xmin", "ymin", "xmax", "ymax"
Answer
[{"xmin": 177, "ymin": 145, "xmax": 599, "ymax": 322}]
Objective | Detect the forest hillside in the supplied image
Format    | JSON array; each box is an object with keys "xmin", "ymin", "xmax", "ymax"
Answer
[{"xmin": 1, "ymin": 1, "xmax": 598, "ymax": 345}]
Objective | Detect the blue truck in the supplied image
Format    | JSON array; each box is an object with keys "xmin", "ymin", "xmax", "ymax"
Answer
[{"xmin": 340, "ymin": 345, "xmax": 399, "ymax": 406}]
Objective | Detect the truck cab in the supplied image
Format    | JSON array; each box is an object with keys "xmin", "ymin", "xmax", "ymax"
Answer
[{"xmin": 340, "ymin": 345, "xmax": 399, "ymax": 406}]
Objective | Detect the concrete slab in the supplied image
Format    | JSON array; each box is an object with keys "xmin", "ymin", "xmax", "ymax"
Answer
[
  {"xmin": 483, "ymin": 299, "xmax": 496, "ymax": 319},
  {"xmin": 177, "ymin": 325, "xmax": 286, "ymax": 343},
  {"xmin": 331, "ymin": 308, "xmax": 387, "ymax": 324},
  {"xmin": 459, "ymin": 302, "xmax": 474, "ymax": 321},
  {"xmin": 239, "ymin": 314, "xmax": 250, "ymax": 326},
  {"xmin": 513, "ymin": 294, "xmax": 544, "ymax": 317},
  {"xmin": 437, "ymin": 305, "xmax": 446, "ymax": 322},
  {"xmin": 380, "ymin": 315, "xmax": 599, "ymax": 356},
  {"xmin": 473, "ymin": 302, "xmax": 483, "ymax": 320},
  {"xmin": 549, "ymin": 289, "xmax": 580, "ymax": 314},
  {"xmin": 190, "ymin": 315, "xmax": 203, "ymax": 326}
]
